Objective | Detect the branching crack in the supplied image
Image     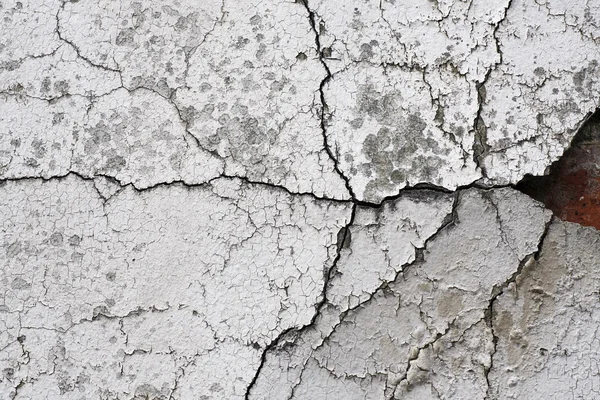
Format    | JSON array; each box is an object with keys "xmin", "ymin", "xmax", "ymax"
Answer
[{"xmin": 54, "ymin": 4, "xmax": 123, "ymax": 76}]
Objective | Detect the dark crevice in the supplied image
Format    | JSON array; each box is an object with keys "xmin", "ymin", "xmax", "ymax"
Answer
[
  {"xmin": 245, "ymin": 190, "xmax": 458, "ymax": 399},
  {"xmin": 353, "ymin": 179, "xmax": 511, "ymax": 208},
  {"xmin": 0, "ymin": 168, "xmax": 516, "ymax": 211},
  {"xmin": 472, "ymin": 0, "xmax": 513, "ymax": 177},
  {"xmin": 516, "ymin": 108, "xmax": 600, "ymax": 230},
  {"xmin": 473, "ymin": 73, "xmax": 491, "ymax": 177},
  {"xmin": 390, "ymin": 328, "xmax": 448, "ymax": 400}
]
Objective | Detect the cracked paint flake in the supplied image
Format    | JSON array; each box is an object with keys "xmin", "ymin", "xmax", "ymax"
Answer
[
  {"xmin": 324, "ymin": 64, "xmax": 480, "ymax": 202},
  {"xmin": 0, "ymin": 175, "xmax": 351, "ymax": 398},
  {"xmin": 481, "ymin": 0, "xmax": 600, "ymax": 184},
  {"xmin": 248, "ymin": 188, "xmax": 551, "ymax": 399},
  {"xmin": 3, "ymin": 0, "xmax": 600, "ymax": 398},
  {"xmin": 306, "ymin": 0, "xmax": 600, "ymax": 202},
  {"xmin": 1, "ymin": 0, "xmax": 349, "ymax": 199}
]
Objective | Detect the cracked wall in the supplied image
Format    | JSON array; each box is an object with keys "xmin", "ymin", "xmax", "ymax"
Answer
[{"xmin": 2, "ymin": 0, "xmax": 600, "ymax": 399}]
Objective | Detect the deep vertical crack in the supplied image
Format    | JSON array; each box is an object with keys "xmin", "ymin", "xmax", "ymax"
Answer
[
  {"xmin": 483, "ymin": 215, "xmax": 554, "ymax": 399},
  {"xmin": 472, "ymin": 0, "xmax": 513, "ymax": 178},
  {"xmin": 246, "ymin": 192, "xmax": 454, "ymax": 399},
  {"xmin": 473, "ymin": 74, "xmax": 491, "ymax": 177},
  {"xmin": 299, "ymin": 0, "xmax": 357, "ymax": 202}
]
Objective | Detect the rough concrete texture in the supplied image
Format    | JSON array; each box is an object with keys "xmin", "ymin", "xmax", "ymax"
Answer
[{"xmin": 2, "ymin": 0, "xmax": 600, "ymax": 399}]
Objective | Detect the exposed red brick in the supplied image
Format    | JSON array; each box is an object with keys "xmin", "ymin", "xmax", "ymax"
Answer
[{"xmin": 517, "ymin": 111, "xmax": 600, "ymax": 230}]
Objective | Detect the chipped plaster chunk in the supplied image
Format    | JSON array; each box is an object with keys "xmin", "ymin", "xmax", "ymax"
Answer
[
  {"xmin": 325, "ymin": 64, "xmax": 480, "ymax": 202},
  {"xmin": 481, "ymin": 0, "xmax": 600, "ymax": 183},
  {"xmin": 0, "ymin": 0, "xmax": 351, "ymax": 198},
  {"xmin": 309, "ymin": 0, "xmax": 600, "ymax": 193}
]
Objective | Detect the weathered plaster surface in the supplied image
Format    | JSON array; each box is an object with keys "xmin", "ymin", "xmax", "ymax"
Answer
[
  {"xmin": 249, "ymin": 188, "xmax": 551, "ymax": 399},
  {"xmin": 1, "ymin": 176, "xmax": 351, "ymax": 398},
  {"xmin": 488, "ymin": 219, "xmax": 600, "ymax": 399},
  {"xmin": 2, "ymin": 0, "xmax": 600, "ymax": 399}
]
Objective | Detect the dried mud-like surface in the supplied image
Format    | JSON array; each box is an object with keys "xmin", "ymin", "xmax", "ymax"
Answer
[{"xmin": 2, "ymin": 0, "xmax": 600, "ymax": 399}]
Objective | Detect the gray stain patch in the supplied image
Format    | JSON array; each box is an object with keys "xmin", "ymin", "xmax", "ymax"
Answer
[{"xmin": 354, "ymin": 83, "xmax": 446, "ymax": 199}]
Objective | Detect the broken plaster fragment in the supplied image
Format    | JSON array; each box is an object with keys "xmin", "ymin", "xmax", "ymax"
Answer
[
  {"xmin": 3, "ymin": 0, "xmax": 600, "ymax": 398},
  {"xmin": 248, "ymin": 188, "xmax": 550, "ymax": 399},
  {"xmin": 481, "ymin": 0, "xmax": 600, "ymax": 183},
  {"xmin": 517, "ymin": 110, "xmax": 600, "ymax": 230},
  {"xmin": 311, "ymin": 0, "xmax": 600, "ymax": 197},
  {"xmin": 173, "ymin": 0, "xmax": 349, "ymax": 199},
  {"xmin": 325, "ymin": 64, "xmax": 480, "ymax": 202}
]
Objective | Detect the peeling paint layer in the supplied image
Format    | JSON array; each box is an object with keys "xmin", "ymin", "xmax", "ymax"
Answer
[{"xmin": 2, "ymin": 0, "xmax": 600, "ymax": 398}]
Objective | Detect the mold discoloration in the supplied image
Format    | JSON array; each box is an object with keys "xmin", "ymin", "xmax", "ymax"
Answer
[
  {"xmin": 325, "ymin": 65, "xmax": 480, "ymax": 202},
  {"xmin": 71, "ymin": 88, "xmax": 222, "ymax": 188}
]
